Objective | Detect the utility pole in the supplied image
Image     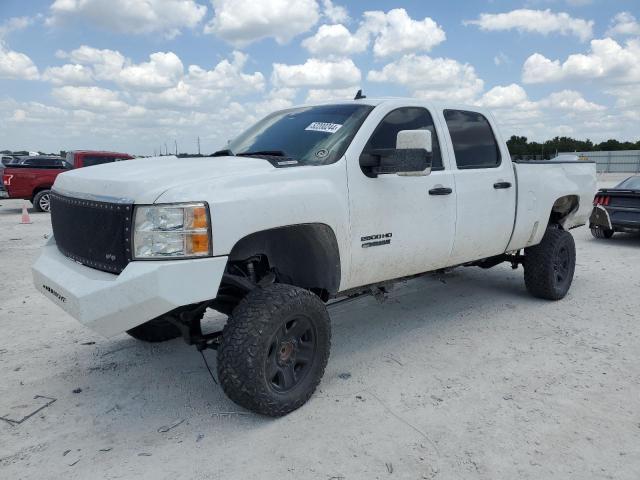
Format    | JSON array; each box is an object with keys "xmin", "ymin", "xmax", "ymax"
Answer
[
  {"xmin": 164, "ymin": 143, "xmax": 168, "ymax": 156},
  {"xmin": 197, "ymin": 136, "xmax": 201, "ymax": 155},
  {"xmin": 175, "ymin": 140, "xmax": 178, "ymax": 156}
]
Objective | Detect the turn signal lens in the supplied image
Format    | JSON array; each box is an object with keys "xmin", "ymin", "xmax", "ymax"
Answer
[
  {"xmin": 187, "ymin": 233, "xmax": 210, "ymax": 254},
  {"xmin": 190, "ymin": 206, "xmax": 208, "ymax": 229}
]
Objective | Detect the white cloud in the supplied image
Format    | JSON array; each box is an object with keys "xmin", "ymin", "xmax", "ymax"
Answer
[
  {"xmin": 605, "ymin": 84, "xmax": 640, "ymax": 109},
  {"xmin": 478, "ymin": 84, "xmax": 529, "ymax": 108},
  {"xmin": 56, "ymin": 46, "xmax": 184, "ymax": 90},
  {"xmin": 471, "ymin": 84, "xmax": 611, "ymax": 142},
  {"xmin": 140, "ymin": 51, "xmax": 265, "ymax": 108},
  {"xmin": 60, "ymin": 45, "xmax": 125, "ymax": 81},
  {"xmin": 539, "ymin": 90, "xmax": 605, "ymax": 111},
  {"xmin": 521, "ymin": 53, "xmax": 563, "ymax": 83},
  {"xmin": 362, "ymin": 9, "xmax": 445, "ymax": 57},
  {"xmin": 43, "ymin": 63, "xmax": 93, "ymax": 85},
  {"xmin": 138, "ymin": 81, "xmax": 209, "ymax": 109},
  {"xmin": 0, "ymin": 16, "xmax": 34, "ymax": 37},
  {"xmin": 52, "ymin": 86, "xmax": 129, "ymax": 112},
  {"xmin": 607, "ymin": 12, "xmax": 640, "ymax": 37},
  {"xmin": 0, "ymin": 42, "xmax": 39, "ymax": 80},
  {"xmin": 465, "ymin": 9, "xmax": 594, "ymax": 42},
  {"xmin": 205, "ymin": 0, "xmax": 320, "ymax": 47},
  {"xmin": 302, "ymin": 8, "xmax": 445, "ymax": 59},
  {"xmin": 118, "ymin": 51, "xmax": 184, "ymax": 90},
  {"xmin": 305, "ymin": 86, "xmax": 358, "ymax": 102},
  {"xmin": 186, "ymin": 51, "xmax": 265, "ymax": 94},
  {"xmin": 272, "ymin": 58, "xmax": 360, "ymax": 88},
  {"xmin": 494, "ymin": 52, "xmax": 510, "ymax": 66},
  {"xmin": 368, "ymin": 54, "xmax": 483, "ymax": 103},
  {"xmin": 322, "ymin": 0, "xmax": 348, "ymax": 23},
  {"xmin": 47, "ymin": 0, "xmax": 207, "ymax": 38},
  {"xmin": 302, "ymin": 24, "xmax": 368, "ymax": 57},
  {"xmin": 522, "ymin": 38, "xmax": 640, "ymax": 84}
]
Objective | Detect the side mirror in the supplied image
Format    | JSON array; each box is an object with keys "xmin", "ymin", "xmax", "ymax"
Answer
[{"xmin": 360, "ymin": 129, "xmax": 433, "ymax": 177}]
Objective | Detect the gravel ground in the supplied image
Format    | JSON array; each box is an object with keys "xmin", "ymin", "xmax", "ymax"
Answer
[{"xmin": 1, "ymin": 174, "xmax": 639, "ymax": 480}]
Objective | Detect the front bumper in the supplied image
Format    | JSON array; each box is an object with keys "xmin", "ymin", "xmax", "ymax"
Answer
[{"xmin": 32, "ymin": 236, "xmax": 227, "ymax": 337}]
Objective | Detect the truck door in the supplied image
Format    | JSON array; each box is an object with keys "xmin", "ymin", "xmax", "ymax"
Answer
[
  {"xmin": 345, "ymin": 106, "xmax": 457, "ymax": 289},
  {"xmin": 441, "ymin": 109, "xmax": 517, "ymax": 264}
]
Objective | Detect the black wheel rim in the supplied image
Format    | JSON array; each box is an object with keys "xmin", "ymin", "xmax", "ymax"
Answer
[
  {"xmin": 553, "ymin": 245, "xmax": 570, "ymax": 284},
  {"xmin": 265, "ymin": 316, "xmax": 317, "ymax": 393}
]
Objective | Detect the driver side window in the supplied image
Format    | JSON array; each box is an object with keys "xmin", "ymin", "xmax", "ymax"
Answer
[{"xmin": 360, "ymin": 107, "xmax": 443, "ymax": 175}]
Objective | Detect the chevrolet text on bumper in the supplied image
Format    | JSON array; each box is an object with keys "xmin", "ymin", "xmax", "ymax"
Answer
[{"xmin": 33, "ymin": 97, "xmax": 596, "ymax": 416}]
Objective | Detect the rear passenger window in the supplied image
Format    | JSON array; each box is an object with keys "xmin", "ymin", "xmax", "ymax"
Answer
[
  {"xmin": 363, "ymin": 107, "xmax": 443, "ymax": 171},
  {"xmin": 82, "ymin": 156, "xmax": 116, "ymax": 167},
  {"xmin": 444, "ymin": 110, "xmax": 500, "ymax": 169}
]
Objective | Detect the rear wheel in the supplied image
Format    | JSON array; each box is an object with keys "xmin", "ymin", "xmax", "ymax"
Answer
[
  {"xmin": 217, "ymin": 283, "xmax": 331, "ymax": 417},
  {"xmin": 524, "ymin": 227, "xmax": 576, "ymax": 300},
  {"xmin": 33, "ymin": 190, "xmax": 51, "ymax": 212},
  {"xmin": 590, "ymin": 227, "xmax": 614, "ymax": 239},
  {"xmin": 126, "ymin": 314, "xmax": 182, "ymax": 342}
]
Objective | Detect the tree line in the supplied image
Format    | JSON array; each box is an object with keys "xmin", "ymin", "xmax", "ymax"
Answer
[{"xmin": 507, "ymin": 136, "xmax": 640, "ymax": 159}]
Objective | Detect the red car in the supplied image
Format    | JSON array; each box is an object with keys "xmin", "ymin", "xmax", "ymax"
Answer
[{"xmin": 2, "ymin": 151, "xmax": 133, "ymax": 212}]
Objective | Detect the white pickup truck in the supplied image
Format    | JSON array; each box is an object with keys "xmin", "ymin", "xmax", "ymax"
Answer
[{"xmin": 33, "ymin": 98, "xmax": 596, "ymax": 416}]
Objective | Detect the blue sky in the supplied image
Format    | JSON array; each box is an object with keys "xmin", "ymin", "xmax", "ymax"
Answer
[{"xmin": 0, "ymin": 0, "xmax": 639, "ymax": 155}]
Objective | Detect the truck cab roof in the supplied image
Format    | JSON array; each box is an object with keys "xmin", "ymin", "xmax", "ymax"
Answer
[{"xmin": 303, "ymin": 97, "xmax": 493, "ymax": 116}]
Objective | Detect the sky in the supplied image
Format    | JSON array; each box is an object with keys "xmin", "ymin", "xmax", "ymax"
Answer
[{"xmin": 0, "ymin": 0, "xmax": 639, "ymax": 156}]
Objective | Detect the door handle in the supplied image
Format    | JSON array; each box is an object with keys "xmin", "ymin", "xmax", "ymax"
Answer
[
  {"xmin": 493, "ymin": 181, "xmax": 512, "ymax": 189},
  {"xmin": 428, "ymin": 187, "xmax": 453, "ymax": 195}
]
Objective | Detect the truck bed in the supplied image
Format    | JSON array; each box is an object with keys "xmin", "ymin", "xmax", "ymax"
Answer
[{"xmin": 507, "ymin": 160, "xmax": 597, "ymax": 251}]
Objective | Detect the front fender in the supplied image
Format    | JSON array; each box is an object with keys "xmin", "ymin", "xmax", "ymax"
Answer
[{"xmin": 155, "ymin": 161, "xmax": 351, "ymax": 290}]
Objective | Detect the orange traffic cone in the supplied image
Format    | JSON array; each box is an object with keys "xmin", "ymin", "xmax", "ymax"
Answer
[{"xmin": 20, "ymin": 202, "xmax": 32, "ymax": 224}]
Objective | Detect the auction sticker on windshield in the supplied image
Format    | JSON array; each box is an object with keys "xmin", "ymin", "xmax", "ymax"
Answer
[{"xmin": 305, "ymin": 122, "xmax": 343, "ymax": 134}]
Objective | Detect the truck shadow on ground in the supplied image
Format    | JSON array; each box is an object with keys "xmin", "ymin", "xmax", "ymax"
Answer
[{"xmin": 47, "ymin": 265, "xmax": 541, "ymax": 426}]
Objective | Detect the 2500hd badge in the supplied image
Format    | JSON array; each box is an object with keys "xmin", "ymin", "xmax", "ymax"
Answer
[{"xmin": 361, "ymin": 233, "xmax": 393, "ymax": 248}]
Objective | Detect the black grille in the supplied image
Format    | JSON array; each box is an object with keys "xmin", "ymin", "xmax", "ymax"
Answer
[{"xmin": 50, "ymin": 193, "xmax": 133, "ymax": 274}]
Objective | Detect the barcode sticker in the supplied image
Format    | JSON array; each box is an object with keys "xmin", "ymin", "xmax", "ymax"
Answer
[{"xmin": 305, "ymin": 122, "xmax": 343, "ymax": 134}]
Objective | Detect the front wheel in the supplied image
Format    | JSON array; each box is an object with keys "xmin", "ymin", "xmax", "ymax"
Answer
[
  {"xmin": 217, "ymin": 284, "xmax": 331, "ymax": 417},
  {"xmin": 590, "ymin": 227, "xmax": 614, "ymax": 239},
  {"xmin": 33, "ymin": 190, "xmax": 51, "ymax": 212},
  {"xmin": 524, "ymin": 227, "xmax": 576, "ymax": 300}
]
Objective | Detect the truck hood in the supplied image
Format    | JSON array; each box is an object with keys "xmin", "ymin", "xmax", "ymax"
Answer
[{"xmin": 53, "ymin": 155, "xmax": 274, "ymax": 203}]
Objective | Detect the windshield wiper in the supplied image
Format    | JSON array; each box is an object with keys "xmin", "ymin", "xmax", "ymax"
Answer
[
  {"xmin": 212, "ymin": 149, "xmax": 234, "ymax": 156},
  {"xmin": 237, "ymin": 150, "xmax": 287, "ymax": 157}
]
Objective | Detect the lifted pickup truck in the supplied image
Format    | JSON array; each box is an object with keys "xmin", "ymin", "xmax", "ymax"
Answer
[
  {"xmin": 2, "ymin": 151, "xmax": 133, "ymax": 211},
  {"xmin": 33, "ymin": 99, "xmax": 596, "ymax": 416}
]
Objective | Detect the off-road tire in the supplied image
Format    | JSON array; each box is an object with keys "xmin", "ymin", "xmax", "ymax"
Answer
[
  {"xmin": 33, "ymin": 190, "xmax": 52, "ymax": 213},
  {"xmin": 524, "ymin": 227, "xmax": 576, "ymax": 300},
  {"xmin": 217, "ymin": 283, "xmax": 331, "ymax": 417},
  {"xmin": 590, "ymin": 227, "xmax": 614, "ymax": 239},
  {"xmin": 126, "ymin": 315, "xmax": 182, "ymax": 342}
]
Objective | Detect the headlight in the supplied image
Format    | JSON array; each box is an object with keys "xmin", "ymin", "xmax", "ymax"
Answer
[{"xmin": 133, "ymin": 203, "xmax": 211, "ymax": 259}]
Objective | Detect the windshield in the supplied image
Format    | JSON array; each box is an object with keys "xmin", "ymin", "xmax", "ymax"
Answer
[
  {"xmin": 616, "ymin": 176, "xmax": 640, "ymax": 190},
  {"xmin": 226, "ymin": 104, "xmax": 373, "ymax": 165}
]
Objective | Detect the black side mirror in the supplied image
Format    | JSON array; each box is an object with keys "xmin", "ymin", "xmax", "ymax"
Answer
[{"xmin": 360, "ymin": 130, "xmax": 433, "ymax": 177}]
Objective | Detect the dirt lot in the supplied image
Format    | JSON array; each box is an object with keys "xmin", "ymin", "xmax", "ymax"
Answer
[{"xmin": 1, "ymin": 174, "xmax": 639, "ymax": 480}]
